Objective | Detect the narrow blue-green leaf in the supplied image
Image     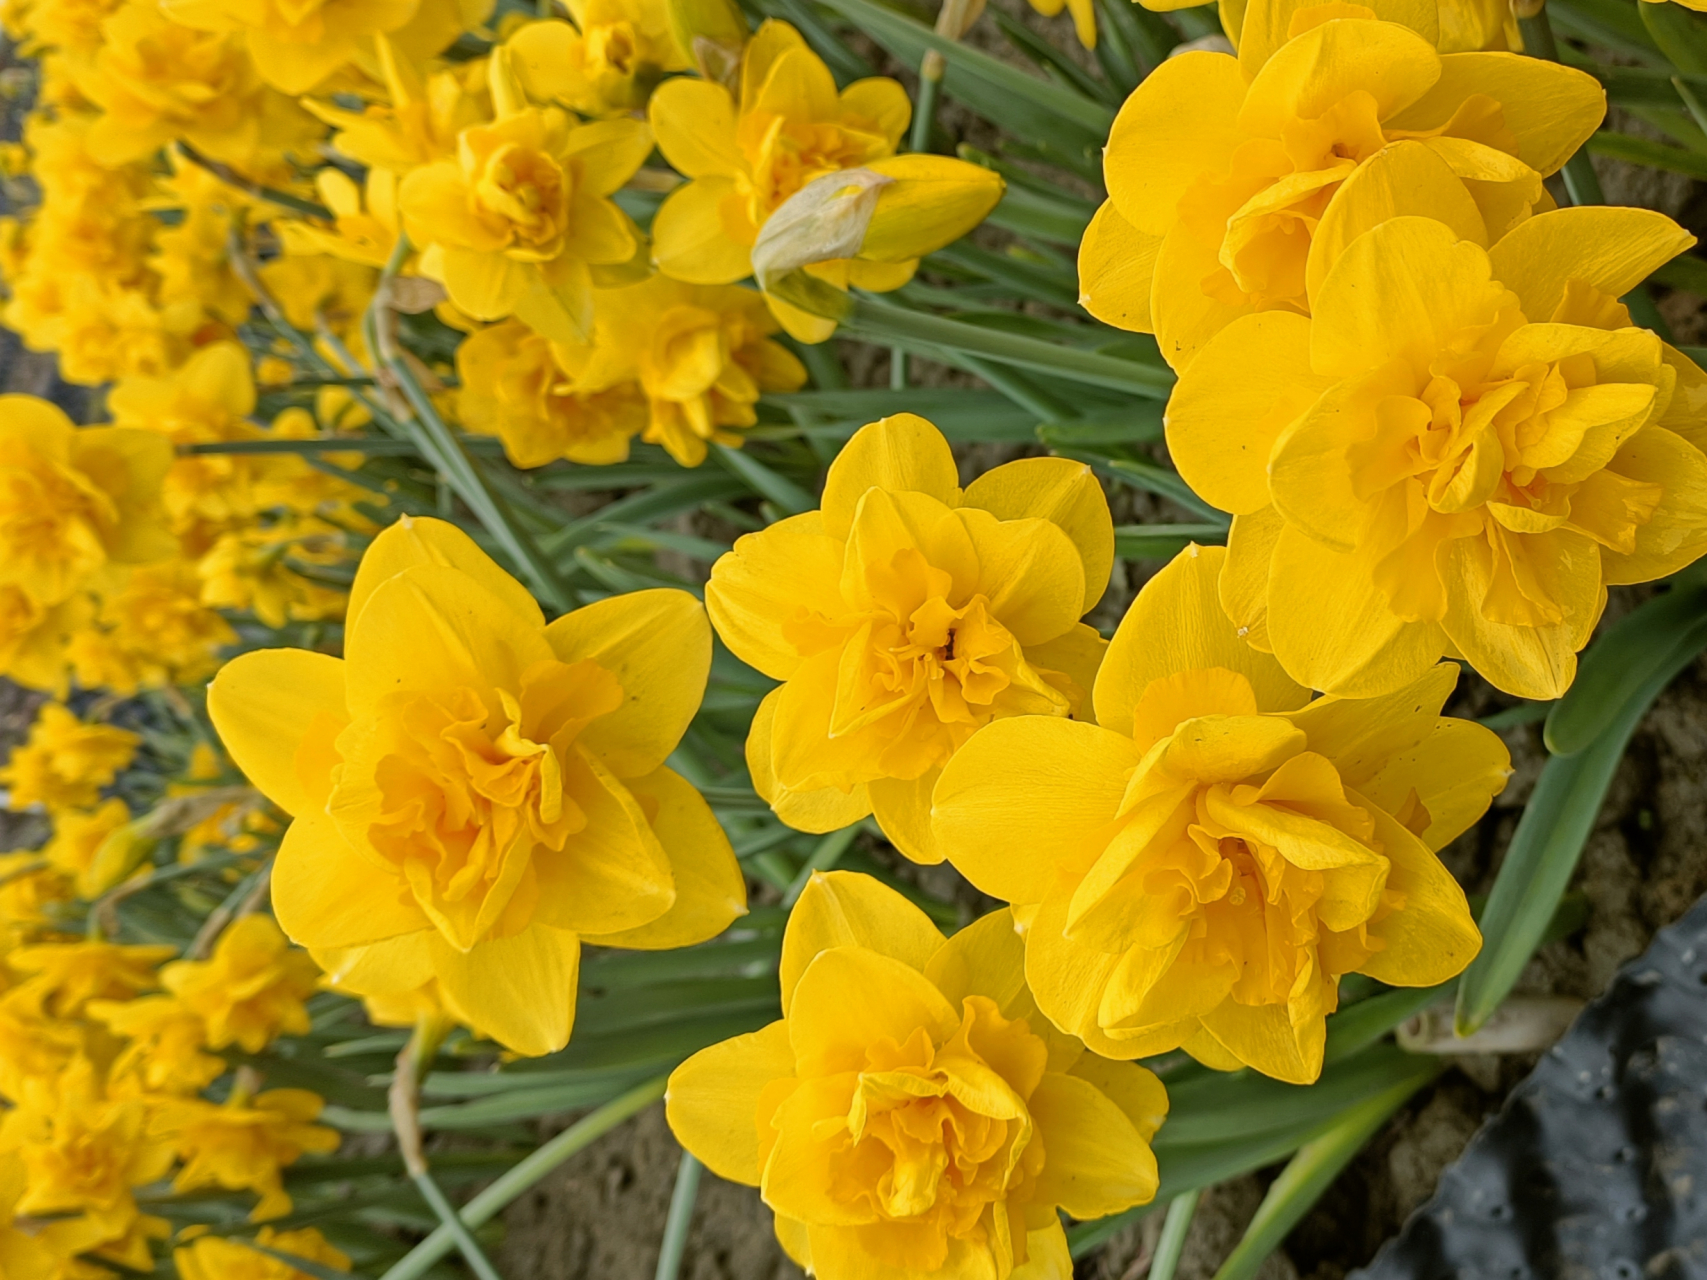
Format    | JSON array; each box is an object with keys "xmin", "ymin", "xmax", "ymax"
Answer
[
  {"xmin": 1553, "ymin": 0, "xmax": 1664, "ymax": 59},
  {"xmin": 1210, "ymin": 1073, "xmax": 1436, "ymax": 1280},
  {"xmin": 813, "ymin": 0, "xmax": 1113, "ymax": 137},
  {"xmin": 1150, "ymin": 1191, "xmax": 1199, "ymax": 1280},
  {"xmin": 654, "ymin": 1152, "xmax": 703, "ymax": 1280},
  {"xmin": 783, "ymin": 822, "xmax": 864, "ymax": 906},
  {"xmin": 713, "ymin": 444, "xmax": 815, "ymax": 515},
  {"xmin": 1114, "ymin": 523, "xmax": 1228, "ymax": 560},
  {"xmin": 1544, "ymin": 570, "xmax": 1707, "ymax": 754},
  {"xmin": 245, "ymin": 1241, "xmax": 375, "ymax": 1280},
  {"xmin": 1642, "ymin": 0, "xmax": 1707, "ymax": 73},
  {"xmin": 1456, "ymin": 611, "xmax": 1707, "ymax": 1033},
  {"xmin": 1587, "ymin": 130, "xmax": 1707, "ymax": 177},
  {"xmin": 1056, "ymin": 450, "xmax": 1225, "ymax": 521}
]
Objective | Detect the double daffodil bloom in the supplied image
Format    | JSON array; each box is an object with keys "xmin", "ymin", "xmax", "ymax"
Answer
[
  {"xmin": 932, "ymin": 545, "xmax": 1507, "ymax": 1084},
  {"xmin": 1168, "ymin": 208, "xmax": 1707, "ymax": 699},
  {"xmin": 508, "ymin": 1, "xmax": 690, "ymax": 118},
  {"xmin": 305, "ymin": 35, "xmax": 491, "ymax": 173},
  {"xmin": 705, "ymin": 414, "xmax": 1113, "ymax": 863},
  {"xmin": 668, "ymin": 871, "xmax": 1165, "ymax": 1280},
  {"xmin": 208, "ymin": 516, "xmax": 746, "ymax": 1055},
  {"xmin": 572, "ymin": 274, "xmax": 808, "ymax": 466},
  {"xmin": 162, "ymin": 0, "xmax": 419, "ymax": 93},
  {"xmin": 399, "ymin": 49, "xmax": 652, "ymax": 344},
  {"xmin": 648, "ymin": 20, "xmax": 912, "ymax": 338},
  {"xmin": 1079, "ymin": 2, "xmax": 1603, "ymax": 371}
]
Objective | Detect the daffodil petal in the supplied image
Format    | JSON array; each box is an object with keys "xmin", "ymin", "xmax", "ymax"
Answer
[
  {"xmin": 781, "ymin": 870, "xmax": 944, "ymax": 1015},
  {"xmin": 208, "ymin": 649, "xmax": 347, "ymax": 817},
  {"xmin": 963, "ymin": 456, "xmax": 1113, "ymax": 615},
  {"xmin": 426, "ymin": 923, "xmax": 581, "ymax": 1056},
  {"xmin": 821, "ymin": 414, "xmax": 961, "ymax": 541},
  {"xmin": 666, "ymin": 1019, "xmax": 794, "ymax": 1185}
]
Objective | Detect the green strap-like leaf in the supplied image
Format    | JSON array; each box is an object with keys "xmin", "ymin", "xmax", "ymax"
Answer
[{"xmin": 1641, "ymin": 0, "xmax": 1707, "ymax": 74}]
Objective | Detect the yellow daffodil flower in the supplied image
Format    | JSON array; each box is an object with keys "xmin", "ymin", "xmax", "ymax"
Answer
[
  {"xmin": 155, "ymin": 1088, "xmax": 339, "ymax": 1220},
  {"xmin": 176, "ymin": 1226, "xmax": 351, "ymax": 1280},
  {"xmin": 207, "ymin": 515, "xmax": 747, "ymax": 1056},
  {"xmin": 1168, "ymin": 208, "xmax": 1707, "ymax": 699},
  {"xmin": 278, "ymin": 168, "xmax": 401, "ymax": 268},
  {"xmin": 68, "ymin": 560, "xmax": 238, "ymax": 697},
  {"xmin": 0, "ymin": 1154, "xmax": 57, "ymax": 1280},
  {"xmin": 66, "ymin": 2, "xmax": 268, "ymax": 168},
  {"xmin": 573, "ymin": 274, "xmax": 808, "ymax": 466},
  {"xmin": 41, "ymin": 797, "xmax": 132, "ymax": 898},
  {"xmin": 932, "ymin": 545, "xmax": 1508, "ymax": 1083},
  {"xmin": 195, "ymin": 517, "xmax": 354, "ymax": 629},
  {"xmin": 1079, "ymin": 5, "xmax": 1604, "ymax": 371},
  {"xmin": 6, "ymin": 939, "xmax": 174, "ymax": 1019},
  {"xmin": 1028, "ymin": 0, "xmax": 1095, "ymax": 48},
  {"xmin": 0, "ymin": 1056, "xmax": 176, "ymax": 1244},
  {"xmin": 0, "ymin": 396, "xmax": 176, "ymax": 610},
  {"xmin": 305, "ymin": 35, "xmax": 491, "ymax": 173},
  {"xmin": 647, "ymin": 20, "xmax": 912, "ymax": 336},
  {"xmin": 1436, "ymin": 0, "xmax": 1520, "ymax": 51},
  {"xmin": 162, "ymin": 0, "xmax": 420, "ymax": 93},
  {"xmin": 92, "ymin": 995, "xmax": 227, "ymax": 1097},
  {"xmin": 508, "ymin": 2, "xmax": 690, "ymax": 118},
  {"xmin": 160, "ymin": 916, "xmax": 320, "ymax": 1054},
  {"xmin": 1, "ymin": 704, "xmax": 138, "ymax": 814},
  {"xmin": 456, "ymin": 318, "xmax": 647, "ymax": 467},
  {"xmin": 668, "ymin": 871, "xmax": 1166, "ymax": 1280},
  {"xmin": 399, "ymin": 48, "xmax": 651, "ymax": 343},
  {"xmin": 705, "ymin": 413, "xmax": 1113, "ymax": 862}
]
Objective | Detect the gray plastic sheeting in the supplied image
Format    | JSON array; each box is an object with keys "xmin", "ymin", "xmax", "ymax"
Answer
[{"xmin": 1355, "ymin": 894, "xmax": 1707, "ymax": 1280}]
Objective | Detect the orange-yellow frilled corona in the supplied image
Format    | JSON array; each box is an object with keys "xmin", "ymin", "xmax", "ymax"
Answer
[
  {"xmin": 705, "ymin": 413, "xmax": 1114, "ymax": 863},
  {"xmin": 207, "ymin": 516, "xmax": 746, "ymax": 1056},
  {"xmin": 399, "ymin": 49, "xmax": 652, "ymax": 344},
  {"xmin": 1166, "ymin": 208, "xmax": 1707, "ymax": 699},
  {"xmin": 931, "ymin": 546, "xmax": 1508, "ymax": 1083},
  {"xmin": 1079, "ymin": 4, "xmax": 1604, "ymax": 371},
  {"xmin": 667, "ymin": 871, "xmax": 1165, "ymax": 1280}
]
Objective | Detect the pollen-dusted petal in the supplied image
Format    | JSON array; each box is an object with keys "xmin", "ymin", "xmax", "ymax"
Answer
[
  {"xmin": 781, "ymin": 870, "xmax": 943, "ymax": 1015},
  {"xmin": 1357, "ymin": 800, "xmax": 1482, "ymax": 986},
  {"xmin": 933, "ymin": 717, "xmax": 1137, "ymax": 904},
  {"xmin": 1151, "ymin": 219, "xmax": 1252, "ymax": 374},
  {"xmin": 1384, "ymin": 51, "xmax": 1605, "ymax": 175},
  {"xmin": 544, "ymin": 588, "xmax": 710, "ymax": 777},
  {"xmin": 208, "ymin": 649, "xmax": 347, "ymax": 817},
  {"xmin": 1166, "ymin": 311, "xmax": 1326, "ymax": 518},
  {"xmin": 869, "ymin": 770, "xmax": 945, "ymax": 865},
  {"xmin": 348, "ymin": 515, "xmax": 543, "ymax": 632},
  {"xmin": 651, "ymin": 177, "xmax": 754, "ymax": 285},
  {"xmin": 956, "ymin": 509, "xmax": 1085, "ymax": 647},
  {"xmin": 747, "ymin": 689, "xmax": 876, "ymax": 832},
  {"xmin": 1096, "ymin": 544, "xmax": 1306, "ymax": 737},
  {"xmin": 1601, "ymin": 426, "xmax": 1707, "ymax": 583},
  {"xmin": 579, "ymin": 765, "xmax": 746, "ymax": 950},
  {"xmin": 1197, "ymin": 998, "xmax": 1323, "ymax": 1084},
  {"xmin": 270, "ymin": 808, "xmax": 430, "ymax": 950},
  {"xmin": 1028, "ymin": 1073, "xmax": 1158, "ymax": 1219},
  {"xmin": 1066, "ymin": 1054, "xmax": 1168, "ymax": 1144},
  {"xmin": 1103, "ymin": 51, "xmax": 1245, "ymax": 238},
  {"xmin": 1310, "ymin": 216, "xmax": 1508, "ymax": 382},
  {"xmin": 425, "ymin": 922, "xmax": 581, "ymax": 1057},
  {"xmin": 1305, "ymin": 139, "xmax": 1488, "ymax": 303},
  {"xmin": 787, "ymin": 946, "xmax": 959, "ymax": 1077},
  {"xmin": 964, "ymin": 457, "xmax": 1114, "ymax": 615},
  {"xmin": 530, "ymin": 746, "xmax": 676, "ymax": 935},
  {"xmin": 1267, "ymin": 523, "xmax": 1446, "ymax": 697},
  {"xmin": 1238, "ymin": 19, "xmax": 1441, "ymax": 138},
  {"xmin": 1077, "ymin": 201, "xmax": 1161, "ymax": 334},
  {"xmin": 1280, "ymin": 660, "xmax": 1457, "ymax": 786},
  {"xmin": 1222, "ymin": 507, "xmax": 1284, "ymax": 652},
  {"xmin": 706, "ymin": 512, "xmax": 848, "ymax": 680},
  {"xmin": 822, "ymin": 414, "xmax": 961, "ymax": 541},
  {"xmin": 666, "ymin": 1020, "xmax": 794, "ymax": 1185},
  {"xmin": 344, "ymin": 564, "xmax": 555, "ymax": 713},
  {"xmin": 649, "ymin": 77, "xmax": 743, "ymax": 179}
]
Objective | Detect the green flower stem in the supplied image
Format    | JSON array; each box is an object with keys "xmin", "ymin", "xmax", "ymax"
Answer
[
  {"xmin": 653, "ymin": 1152, "xmax": 703, "ymax": 1280},
  {"xmin": 363, "ymin": 236, "xmax": 576, "ymax": 613},
  {"xmin": 1149, "ymin": 1190, "xmax": 1200, "ymax": 1280},
  {"xmin": 766, "ymin": 271, "xmax": 1174, "ymax": 397},
  {"xmin": 1210, "ymin": 1072, "xmax": 1436, "ymax": 1280},
  {"xmin": 178, "ymin": 141, "xmax": 332, "ymax": 219},
  {"xmin": 1517, "ymin": 2, "xmax": 1607, "ymax": 203},
  {"xmin": 412, "ymin": 1170, "xmax": 505, "ymax": 1280},
  {"xmin": 378, "ymin": 1076, "xmax": 668, "ymax": 1280}
]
